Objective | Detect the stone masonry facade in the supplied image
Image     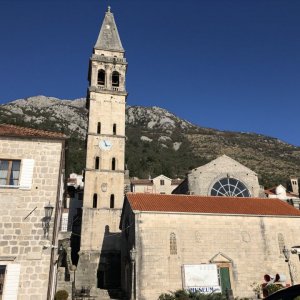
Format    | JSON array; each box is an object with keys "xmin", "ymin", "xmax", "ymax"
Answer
[
  {"xmin": 0, "ymin": 136, "xmax": 64, "ymax": 300},
  {"xmin": 174, "ymin": 155, "xmax": 262, "ymax": 197},
  {"xmin": 120, "ymin": 196, "xmax": 300, "ymax": 299},
  {"xmin": 75, "ymin": 8, "xmax": 127, "ymax": 294}
]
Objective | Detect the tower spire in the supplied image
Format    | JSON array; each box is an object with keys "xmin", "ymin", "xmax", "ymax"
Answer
[{"xmin": 94, "ymin": 6, "xmax": 124, "ymax": 52}]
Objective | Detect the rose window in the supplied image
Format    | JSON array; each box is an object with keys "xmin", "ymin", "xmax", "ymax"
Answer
[{"xmin": 210, "ymin": 178, "xmax": 250, "ymax": 197}]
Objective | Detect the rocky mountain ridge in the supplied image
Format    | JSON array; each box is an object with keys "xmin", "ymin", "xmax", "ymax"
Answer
[{"xmin": 0, "ymin": 95, "xmax": 299, "ymax": 187}]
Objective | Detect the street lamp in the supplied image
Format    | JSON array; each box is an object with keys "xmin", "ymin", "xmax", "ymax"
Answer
[
  {"xmin": 130, "ymin": 246, "xmax": 137, "ymax": 300},
  {"xmin": 42, "ymin": 202, "xmax": 54, "ymax": 238},
  {"xmin": 283, "ymin": 246, "xmax": 294, "ymax": 286}
]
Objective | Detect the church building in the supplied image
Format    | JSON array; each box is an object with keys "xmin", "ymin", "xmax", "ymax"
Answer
[
  {"xmin": 120, "ymin": 193, "xmax": 300, "ymax": 299},
  {"xmin": 72, "ymin": 6, "xmax": 300, "ymax": 300},
  {"xmin": 173, "ymin": 154, "xmax": 264, "ymax": 197}
]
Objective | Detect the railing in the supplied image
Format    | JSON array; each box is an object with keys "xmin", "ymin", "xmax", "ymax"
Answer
[
  {"xmin": 89, "ymin": 86, "xmax": 125, "ymax": 93},
  {"xmin": 73, "ymin": 285, "xmax": 96, "ymax": 300},
  {"xmin": 92, "ymin": 54, "xmax": 127, "ymax": 64}
]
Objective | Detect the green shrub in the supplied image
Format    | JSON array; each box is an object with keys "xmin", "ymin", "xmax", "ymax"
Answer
[
  {"xmin": 55, "ymin": 290, "xmax": 68, "ymax": 300},
  {"xmin": 265, "ymin": 284, "xmax": 283, "ymax": 296},
  {"xmin": 158, "ymin": 289, "xmax": 226, "ymax": 300}
]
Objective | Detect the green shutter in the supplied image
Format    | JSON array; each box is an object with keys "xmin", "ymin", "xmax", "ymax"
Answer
[{"xmin": 220, "ymin": 267, "xmax": 231, "ymax": 293}]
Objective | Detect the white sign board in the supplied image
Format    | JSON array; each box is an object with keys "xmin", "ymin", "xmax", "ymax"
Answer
[{"xmin": 182, "ymin": 264, "xmax": 221, "ymax": 294}]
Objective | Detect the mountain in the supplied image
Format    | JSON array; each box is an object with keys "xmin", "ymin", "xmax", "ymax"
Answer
[{"xmin": 1, "ymin": 95, "xmax": 299, "ymax": 188}]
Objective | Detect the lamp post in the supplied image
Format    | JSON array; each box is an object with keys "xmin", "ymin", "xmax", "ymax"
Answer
[
  {"xmin": 283, "ymin": 246, "xmax": 294, "ymax": 286},
  {"xmin": 130, "ymin": 246, "xmax": 137, "ymax": 300},
  {"xmin": 42, "ymin": 202, "xmax": 54, "ymax": 238}
]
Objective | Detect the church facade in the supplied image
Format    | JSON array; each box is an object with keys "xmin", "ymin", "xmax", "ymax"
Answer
[
  {"xmin": 173, "ymin": 155, "xmax": 264, "ymax": 197},
  {"xmin": 120, "ymin": 193, "xmax": 300, "ymax": 299}
]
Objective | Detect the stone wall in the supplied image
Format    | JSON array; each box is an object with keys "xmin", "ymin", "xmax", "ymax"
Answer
[
  {"xmin": 188, "ymin": 155, "xmax": 261, "ymax": 197},
  {"xmin": 0, "ymin": 137, "xmax": 64, "ymax": 300},
  {"xmin": 131, "ymin": 211, "xmax": 300, "ymax": 299}
]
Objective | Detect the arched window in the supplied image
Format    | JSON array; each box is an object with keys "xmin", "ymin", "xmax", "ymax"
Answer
[
  {"xmin": 113, "ymin": 123, "xmax": 116, "ymax": 135},
  {"xmin": 110, "ymin": 194, "xmax": 115, "ymax": 208},
  {"xmin": 97, "ymin": 70, "xmax": 105, "ymax": 85},
  {"xmin": 95, "ymin": 157, "xmax": 100, "ymax": 170},
  {"xmin": 210, "ymin": 178, "xmax": 250, "ymax": 197},
  {"xmin": 170, "ymin": 233, "xmax": 177, "ymax": 255},
  {"xmin": 112, "ymin": 157, "xmax": 116, "ymax": 170},
  {"xmin": 97, "ymin": 122, "xmax": 101, "ymax": 134},
  {"xmin": 93, "ymin": 194, "xmax": 98, "ymax": 208},
  {"xmin": 112, "ymin": 71, "xmax": 120, "ymax": 87}
]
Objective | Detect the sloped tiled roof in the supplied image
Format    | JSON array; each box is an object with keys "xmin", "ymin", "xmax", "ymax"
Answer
[
  {"xmin": 126, "ymin": 193, "xmax": 300, "ymax": 216},
  {"xmin": 171, "ymin": 179, "xmax": 184, "ymax": 185},
  {"xmin": 0, "ymin": 124, "xmax": 66, "ymax": 139},
  {"xmin": 130, "ymin": 179, "xmax": 153, "ymax": 185}
]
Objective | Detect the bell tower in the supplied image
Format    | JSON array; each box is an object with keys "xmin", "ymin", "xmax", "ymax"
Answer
[{"xmin": 76, "ymin": 6, "xmax": 127, "ymax": 293}]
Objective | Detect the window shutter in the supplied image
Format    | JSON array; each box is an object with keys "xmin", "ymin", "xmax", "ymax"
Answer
[
  {"xmin": 19, "ymin": 159, "xmax": 35, "ymax": 189},
  {"xmin": 2, "ymin": 264, "xmax": 21, "ymax": 300}
]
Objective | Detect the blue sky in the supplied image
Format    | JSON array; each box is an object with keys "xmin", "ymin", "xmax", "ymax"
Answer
[{"xmin": 0, "ymin": 0, "xmax": 299, "ymax": 146}]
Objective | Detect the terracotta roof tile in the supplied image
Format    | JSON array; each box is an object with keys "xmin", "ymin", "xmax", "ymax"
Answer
[
  {"xmin": 126, "ymin": 193, "xmax": 300, "ymax": 216},
  {"xmin": 0, "ymin": 124, "xmax": 66, "ymax": 139},
  {"xmin": 171, "ymin": 179, "xmax": 184, "ymax": 185},
  {"xmin": 130, "ymin": 179, "xmax": 153, "ymax": 185}
]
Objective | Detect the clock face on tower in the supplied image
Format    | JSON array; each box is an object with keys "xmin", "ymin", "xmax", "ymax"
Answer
[{"xmin": 99, "ymin": 139, "xmax": 112, "ymax": 151}]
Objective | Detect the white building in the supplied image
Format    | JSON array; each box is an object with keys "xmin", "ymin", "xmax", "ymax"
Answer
[
  {"xmin": 265, "ymin": 184, "xmax": 300, "ymax": 208},
  {"xmin": 131, "ymin": 174, "xmax": 183, "ymax": 194}
]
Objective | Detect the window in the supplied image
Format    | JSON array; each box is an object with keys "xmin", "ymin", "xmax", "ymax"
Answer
[
  {"xmin": 97, "ymin": 70, "xmax": 105, "ymax": 85},
  {"xmin": 60, "ymin": 213, "xmax": 68, "ymax": 232},
  {"xmin": 0, "ymin": 265, "xmax": 6, "ymax": 297},
  {"xmin": 210, "ymin": 178, "xmax": 250, "ymax": 197},
  {"xmin": 95, "ymin": 157, "xmax": 100, "ymax": 170},
  {"xmin": 93, "ymin": 194, "xmax": 98, "ymax": 208},
  {"xmin": 0, "ymin": 264, "xmax": 20, "ymax": 299},
  {"xmin": 113, "ymin": 123, "xmax": 116, "ymax": 135},
  {"xmin": 112, "ymin": 158, "xmax": 116, "ymax": 170},
  {"xmin": 160, "ymin": 180, "xmax": 165, "ymax": 186},
  {"xmin": 170, "ymin": 233, "xmax": 177, "ymax": 255},
  {"xmin": 112, "ymin": 71, "xmax": 120, "ymax": 87},
  {"xmin": 97, "ymin": 122, "xmax": 101, "ymax": 134},
  {"xmin": 0, "ymin": 160, "xmax": 21, "ymax": 186},
  {"xmin": 110, "ymin": 194, "xmax": 115, "ymax": 208}
]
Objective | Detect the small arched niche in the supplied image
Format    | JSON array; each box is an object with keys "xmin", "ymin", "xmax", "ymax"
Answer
[
  {"xmin": 112, "ymin": 157, "xmax": 116, "ymax": 170},
  {"xmin": 110, "ymin": 194, "xmax": 115, "ymax": 208},
  {"xmin": 93, "ymin": 193, "xmax": 98, "ymax": 208}
]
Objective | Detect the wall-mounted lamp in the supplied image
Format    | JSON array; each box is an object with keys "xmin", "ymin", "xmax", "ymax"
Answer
[
  {"xmin": 130, "ymin": 246, "xmax": 137, "ymax": 300},
  {"xmin": 42, "ymin": 202, "xmax": 54, "ymax": 238}
]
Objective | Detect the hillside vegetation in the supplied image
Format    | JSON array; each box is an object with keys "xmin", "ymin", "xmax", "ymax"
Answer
[{"xmin": 1, "ymin": 96, "xmax": 299, "ymax": 188}]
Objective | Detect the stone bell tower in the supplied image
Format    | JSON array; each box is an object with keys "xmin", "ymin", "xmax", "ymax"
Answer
[{"xmin": 76, "ymin": 6, "xmax": 127, "ymax": 294}]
